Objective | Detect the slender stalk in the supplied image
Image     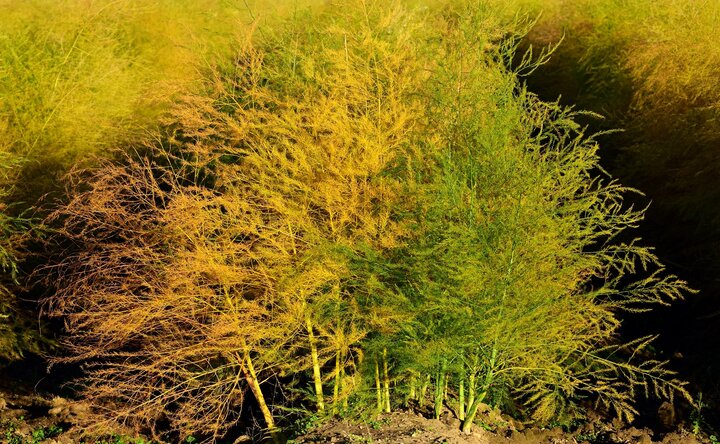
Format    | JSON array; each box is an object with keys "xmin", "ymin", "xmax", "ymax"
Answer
[
  {"xmin": 434, "ymin": 359, "xmax": 446, "ymax": 419},
  {"xmin": 382, "ymin": 348, "xmax": 391, "ymax": 413},
  {"xmin": 462, "ymin": 388, "xmax": 488, "ymax": 433},
  {"xmin": 332, "ymin": 349, "xmax": 341, "ymax": 414},
  {"xmin": 467, "ymin": 368, "xmax": 476, "ymax": 412},
  {"xmin": 305, "ymin": 315, "xmax": 325, "ymax": 413},
  {"xmin": 419, "ymin": 374, "xmax": 430, "ymax": 408},
  {"xmin": 408, "ymin": 373, "xmax": 417, "ymax": 405},
  {"xmin": 340, "ymin": 354, "xmax": 348, "ymax": 412},
  {"xmin": 342, "ymin": 374, "xmax": 349, "ymax": 411},
  {"xmin": 434, "ymin": 370, "xmax": 443, "ymax": 419},
  {"xmin": 444, "ymin": 373, "xmax": 450, "ymax": 400},
  {"xmin": 459, "ymin": 378, "xmax": 465, "ymax": 421},
  {"xmin": 242, "ymin": 351, "xmax": 281, "ymax": 444},
  {"xmin": 461, "ymin": 348, "xmax": 497, "ymax": 433},
  {"xmin": 343, "ymin": 353, "xmax": 357, "ymax": 411},
  {"xmin": 375, "ymin": 358, "xmax": 383, "ymax": 412}
]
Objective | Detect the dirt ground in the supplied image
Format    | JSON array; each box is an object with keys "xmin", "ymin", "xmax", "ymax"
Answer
[
  {"xmin": 293, "ymin": 410, "xmax": 710, "ymax": 444},
  {"xmin": 0, "ymin": 385, "xmax": 712, "ymax": 443},
  {"xmin": 0, "ymin": 389, "xmax": 142, "ymax": 443}
]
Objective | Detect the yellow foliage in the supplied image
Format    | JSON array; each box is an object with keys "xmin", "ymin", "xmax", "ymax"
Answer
[{"xmin": 41, "ymin": 0, "xmax": 694, "ymax": 439}]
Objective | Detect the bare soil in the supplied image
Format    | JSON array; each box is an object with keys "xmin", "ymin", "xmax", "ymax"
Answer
[
  {"xmin": 0, "ymin": 389, "xmax": 139, "ymax": 443},
  {"xmin": 293, "ymin": 410, "xmax": 710, "ymax": 444},
  {"xmin": 0, "ymin": 384, "xmax": 711, "ymax": 444}
]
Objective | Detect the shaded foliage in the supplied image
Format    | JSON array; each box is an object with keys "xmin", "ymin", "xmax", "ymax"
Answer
[{"xmin": 518, "ymin": 0, "xmax": 720, "ymax": 424}]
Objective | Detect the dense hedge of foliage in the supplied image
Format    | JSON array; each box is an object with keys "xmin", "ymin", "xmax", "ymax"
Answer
[
  {"xmin": 37, "ymin": 2, "xmax": 694, "ymax": 442},
  {"xmin": 521, "ymin": 0, "xmax": 720, "ymax": 290},
  {"xmin": 519, "ymin": 0, "xmax": 720, "ymax": 420},
  {"xmin": 3, "ymin": 0, "xmax": 718, "ymax": 442},
  {"xmin": 0, "ymin": 0, "xmax": 250, "ymax": 362}
]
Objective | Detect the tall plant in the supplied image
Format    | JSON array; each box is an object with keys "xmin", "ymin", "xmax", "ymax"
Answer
[
  {"xmin": 45, "ymin": 2, "xmax": 420, "ymax": 439},
  {"xmin": 43, "ymin": 1, "xmax": 693, "ymax": 440},
  {"xmin": 378, "ymin": 2, "xmax": 691, "ymax": 429}
]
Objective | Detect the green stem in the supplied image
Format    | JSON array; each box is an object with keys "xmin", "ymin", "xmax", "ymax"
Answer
[
  {"xmin": 467, "ymin": 368, "xmax": 476, "ymax": 412},
  {"xmin": 434, "ymin": 359, "xmax": 446, "ymax": 419},
  {"xmin": 383, "ymin": 348, "xmax": 391, "ymax": 413},
  {"xmin": 408, "ymin": 373, "xmax": 417, "ymax": 405},
  {"xmin": 375, "ymin": 359, "xmax": 383, "ymax": 412},
  {"xmin": 419, "ymin": 374, "xmax": 430, "ymax": 408},
  {"xmin": 461, "ymin": 348, "xmax": 497, "ymax": 433},
  {"xmin": 459, "ymin": 378, "xmax": 465, "ymax": 421}
]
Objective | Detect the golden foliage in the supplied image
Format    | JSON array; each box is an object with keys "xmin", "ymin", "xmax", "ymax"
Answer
[
  {"xmin": 41, "ymin": 0, "xmax": 694, "ymax": 440},
  {"xmin": 45, "ymin": 1, "xmax": 422, "ymax": 439}
]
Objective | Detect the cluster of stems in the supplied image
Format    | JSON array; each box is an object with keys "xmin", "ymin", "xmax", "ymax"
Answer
[{"xmin": 42, "ymin": 2, "xmax": 692, "ymax": 442}]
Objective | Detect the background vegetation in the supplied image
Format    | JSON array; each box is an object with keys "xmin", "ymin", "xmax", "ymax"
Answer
[
  {"xmin": 0, "ymin": 0, "xmax": 715, "ymax": 442},
  {"xmin": 516, "ymin": 0, "xmax": 720, "ymax": 426}
]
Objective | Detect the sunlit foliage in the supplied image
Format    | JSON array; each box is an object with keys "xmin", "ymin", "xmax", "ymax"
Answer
[
  {"xmin": 520, "ymin": 0, "xmax": 720, "ymax": 293},
  {"xmin": 0, "ymin": 0, "xmax": 250, "ymax": 201},
  {"xmin": 41, "ymin": 1, "xmax": 694, "ymax": 441},
  {"xmin": 0, "ymin": 0, "xmax": 249, "ymax": 363}
]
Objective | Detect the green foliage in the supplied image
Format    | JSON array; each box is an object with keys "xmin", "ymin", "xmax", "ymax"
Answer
[
  {"xmin": 92, "ymin": 434, "xmax": 152, "ymax": 444},
  {"xmin": 518, "ymin": 0, "xmax": 720, "ymax": 420},
  {"xmin": 30, "ymin": 424, "xmax": 63, "ymax": 443},
  {"xmin": 41, "ymin": 0, "xmax": 693, "ymax": 439},
  {"xmin": 287, "ymin": 413, "xmax": 323, "ymax": 439},
  {"xmin": 521, "ymin": 0, "xmax": 720, "ymax": 298},
  {"xmin": 691, "ymin": 393, "xmax": 718, "ymax": 439},
  {"xmin": 0, "ymin": 0, "xmax": 249, "ymax": 202},
  {"xmin": 406, "ymin": 9, "xmax": 686, "ymax": 425},
  {"xmin": 0, "ymin": 152, "xmax": 39, "ymax": 361},
  {"xmin": 1, "ymin": 421, "xmax": 64, "ymax": 444},
  {"xmin": 2, "ymin": 419, "xmax": 20, "ymax": 444}
]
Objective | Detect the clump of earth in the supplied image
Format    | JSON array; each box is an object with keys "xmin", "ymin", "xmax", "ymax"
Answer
[
  {"xmin": 0, "ymin": 379, "xmax": 712, "ymax": 444},
  {"xmin": 293, "ymin": 408, "xmax": 710, "ymax": 444}
]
